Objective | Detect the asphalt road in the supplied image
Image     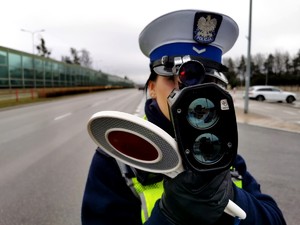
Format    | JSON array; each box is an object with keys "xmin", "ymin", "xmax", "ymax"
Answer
[
  {"xmin": 237, "ymin": 124, "xmax": 299, "ymax": 225},
  {"xmin": 0, "ymin": 88, "xmax": 299, "ymax": 225},
  {"xmin": 0, "ymin": 89, "xmax": 143, "ymax": 225}
]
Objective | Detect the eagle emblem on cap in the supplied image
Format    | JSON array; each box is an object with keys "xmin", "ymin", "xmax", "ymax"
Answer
[
  {"xmin": 197, "ymin": 16, "xmax": 217, "ymax": 38},
  {"xmin": 193, "ymin": 13, "xmax": 222, "ymax": 44}
]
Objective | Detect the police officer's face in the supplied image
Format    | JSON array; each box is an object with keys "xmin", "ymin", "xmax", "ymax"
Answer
[{"xmin": 148, "ymin": 75, "xmax": 179, "ymax": 120}]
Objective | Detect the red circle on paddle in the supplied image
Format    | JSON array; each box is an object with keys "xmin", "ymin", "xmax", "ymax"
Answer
[{"xmin": 107, "ymin": 130, "xmax": 159, "ymax": 162}]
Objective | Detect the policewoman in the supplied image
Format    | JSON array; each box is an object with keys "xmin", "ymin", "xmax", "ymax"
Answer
[{"xmin": 81, "ymin": 10, "xmax": 286, "ymax": 225}]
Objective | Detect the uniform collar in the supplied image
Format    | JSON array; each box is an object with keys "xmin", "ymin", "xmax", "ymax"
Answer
[{"xmin": 144, "ymin": 98, "xmax": 175, "ymax": 138}]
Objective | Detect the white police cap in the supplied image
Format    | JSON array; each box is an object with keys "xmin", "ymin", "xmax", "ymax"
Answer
[{"xmin": 139, "ymin": 9, "xmax": 239, "ymax": 66}]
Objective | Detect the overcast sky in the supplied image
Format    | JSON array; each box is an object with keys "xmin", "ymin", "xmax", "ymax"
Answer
[{"xmin": 1, "ymin": 0, "xmax": 299, "ymax": 84}]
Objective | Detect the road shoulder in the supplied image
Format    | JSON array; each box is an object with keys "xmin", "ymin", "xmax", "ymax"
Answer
[{"xmin": 235, "ymin": 106, "xmax": 300, "ymax": 134}]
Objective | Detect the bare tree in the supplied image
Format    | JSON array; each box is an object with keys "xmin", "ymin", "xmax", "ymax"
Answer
[
  {"xmin": 223, "ymin": 57, "xmax": 238, "ymax": 88},
  {"xmin": 80, "ymin": 49, "xmax": 93, "ymax": 68},
  {"xmin": 274, "ymin": 51, "xmax": 285, "ymax": 74},
  {"xmin": 292, "ymin": 50, "xmax": 300, "ymax": 75},
  {"xmin": 61, "ymin": 56, "xmax": 73, "ymax": 64},
  {"xmin": 70, "ymin": 48, "xmax": 80, "ymax": 65},
  {"xmin": 237, "ymin": 55, "xmax": 246, "ymax": 82},
  {"xmin": 252, "ymin": 53, "xmax": 266, "ymax": 74},
  {"xmin": 282, "ymin": 52, "xmax": 291, "ymax": 74},
  {"xmin": 264, "ymin": 54, "xmax": 275, "ymax": 74},
  {"xmin": 36, "ymin": 38, "xmax": 51, "ymax": 57},
  {"xmin": 61, "ymin": 47, "xmax": 94, "ymax": 68}
]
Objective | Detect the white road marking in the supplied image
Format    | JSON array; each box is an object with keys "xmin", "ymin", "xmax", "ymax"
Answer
[{"xmin": 54, "ymin": 112, "xmax": 72, "ymax": 121}]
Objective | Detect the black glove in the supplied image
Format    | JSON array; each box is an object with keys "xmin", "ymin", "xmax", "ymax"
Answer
[{"xmin": 160, "ymin": 170, "xmax": 234, "ymax": 225}]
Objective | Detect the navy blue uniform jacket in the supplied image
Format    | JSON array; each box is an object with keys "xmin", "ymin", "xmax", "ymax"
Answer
[{"xmin": 81, "ymin": 99, "xmax": 286, "ymax": 225}]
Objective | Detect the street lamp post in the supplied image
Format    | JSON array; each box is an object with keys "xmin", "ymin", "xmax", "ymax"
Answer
[
  {"xmin": 21, "ymin": 29, "xmax": 45, "ymax": 89},
  {"xmin": 20, "ymin": 29, "xmax": 45, "ymax": 55},
  {"xmin": 244, "ymin": 0, "xmax": 252, "ymax": 114}
]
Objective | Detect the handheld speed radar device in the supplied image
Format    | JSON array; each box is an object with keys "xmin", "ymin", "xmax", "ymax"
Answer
[{"xmin": 168, "ymin": 83, "xmax": 238, "ymax": 173}]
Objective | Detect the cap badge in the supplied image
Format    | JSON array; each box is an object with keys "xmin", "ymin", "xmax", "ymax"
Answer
[{"xmin": 193, "ymin": 13, "xmax": 222, "ymax": 44}]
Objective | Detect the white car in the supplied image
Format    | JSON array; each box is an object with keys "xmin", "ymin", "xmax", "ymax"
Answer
[{"xmin": 247, "ymin": 85, "xmax": 297, "ymax": 103}]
